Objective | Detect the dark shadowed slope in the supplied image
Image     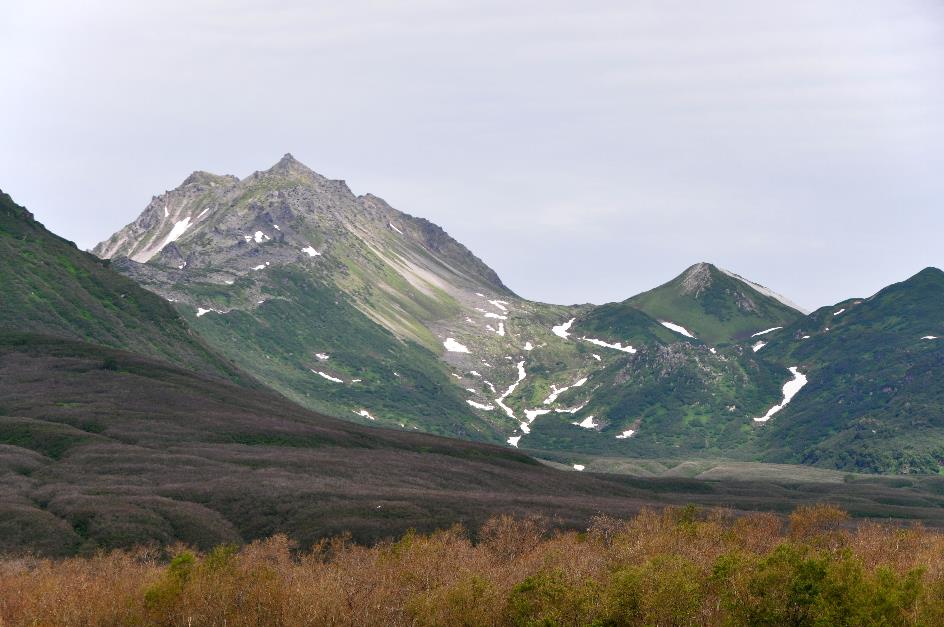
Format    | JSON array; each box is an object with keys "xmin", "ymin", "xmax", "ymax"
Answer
[
  {"xmin": 5, "ymin": 333, "xmax": 944, "ymax": 556},
  {"xmin": 0, "ymin": 190, "xmax": 249, "ymax": 384}
]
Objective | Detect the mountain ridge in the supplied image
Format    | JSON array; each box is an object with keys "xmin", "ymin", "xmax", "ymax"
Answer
[
  {"xmin": 85, "ymin": 156, "xmax": 944, "ymax": 474},
  {"xmin": 88, "ymin": 157, "xmax": 803, "ymax": 459}
]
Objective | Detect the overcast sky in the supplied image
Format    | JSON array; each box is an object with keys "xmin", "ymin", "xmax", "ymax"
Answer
[{"xmin": 2, "ymin": 1, "xmax": 942, "ymax": 309}]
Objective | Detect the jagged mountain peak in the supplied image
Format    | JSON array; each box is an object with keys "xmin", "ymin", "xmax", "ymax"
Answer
[{"xmin": 94, "ymin": 155, "xmax": 514, "ymax": 345}]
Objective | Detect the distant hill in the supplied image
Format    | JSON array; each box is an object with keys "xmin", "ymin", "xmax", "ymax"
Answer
[{"xmin": 626, "ymin": 262, "xmax": 805, "ymax": 345}]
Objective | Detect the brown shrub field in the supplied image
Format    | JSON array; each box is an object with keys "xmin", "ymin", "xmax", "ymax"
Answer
[{"xmin": 3, "ymin": 504, "xmax": 944, "ymax": 626}]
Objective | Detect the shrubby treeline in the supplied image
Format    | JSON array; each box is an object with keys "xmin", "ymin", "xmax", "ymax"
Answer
[{"xmin": 3, "ymin": 505, "xmax": 943, "ymax": 626}]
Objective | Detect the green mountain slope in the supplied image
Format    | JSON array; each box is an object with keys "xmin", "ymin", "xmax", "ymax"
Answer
[
  {"xmin": 0, "ymin": 190, "xmax": 249, "ymax": 384},
  {"xmin": 753, "ymin": 267, "xmax": 944, "ymax": 473},
  {"xmin": 627, "ymin": 262, "xmax": 805, "ymax": 345}
]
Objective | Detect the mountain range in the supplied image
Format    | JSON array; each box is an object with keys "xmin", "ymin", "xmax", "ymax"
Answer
[
  {"xmin": 3, "ymin": 157, "xmax": 944, "ymax": 555},
  {"xmin": 87, "ymin": 154, "xmax": 944, "ymax": 474}
]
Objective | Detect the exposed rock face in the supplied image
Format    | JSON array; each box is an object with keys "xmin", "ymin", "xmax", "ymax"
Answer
[{"xmin": 680, "ymin": 262, "xmax": 713, "ymax": 297}]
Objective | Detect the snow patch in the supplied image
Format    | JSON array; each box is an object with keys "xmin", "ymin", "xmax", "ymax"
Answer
[
  {"xmin": 443, "ymin": 338, "xmax": 471, "ymax": 353},
  {"xmin": 573, "ymin": 464, "xmax": 585, "ymax": 471},
  {"xmin": 301, "ymin": 246, "xmax": 321, "ymax": 257},
  {"xmin": 660, "ymin": 321, "xmax": 696, "ymax": 338},
  {"xmin": 160, "ymin": 216, "xmax": 193, "ymax": 250},
  {"xmin": 581, "ymin": 337, "xmax": 636, "ymax": 354},
  {"xmin": 754, "ymin": 367, "xmax": 808, "ymax": 423},
  {"xmin": 555, "ymin": 402, "xmax": 588, "ymax": 414},
  {"xmin": 833, "ymin": 308, "xmax": 846, "ymax": 316},
  {"xmin": 553, "ymin": 318, "xmax": 575, "ymax": 339},
  {"xmin": 389, "ymin": 222, "xmax": 404, "ymax": 235},
  {"xmin": 495, "ymin": 361, "xmax": 527, "ymax": 420},
  {"xmin": 921, "ymin": 336, "xmax": 938, "ymax": 340},
  {"xmin": 315, "ymin": 353, "xmax": 329, "ymax": 360},
  {"xmin": 592, "ymin": 354, "xmax": 601, "ymax": 361},
  {"xmin": 615, "ymin": 429, "xmax": 636, "ymax": 439},
  {"xmin": 313, "ymin": 370, "xmax": 344, "ymax": 383},
  {"xmin": 196, "ymin": 307, "xmax": 222, "ymax": 317},
  {"xmin": 354, "ymin": 409, "xmax": 376, "ymax": 421},
  {"xmin": 483, "ymin": 312, "xmax": 507, "ymax": 319},
  {"xmin": 524, "ymin": 409, "xmax": 551, "ymax": 422},
  {"xmin": 467, "ymin": 400, "xmax": 495, "ymax": 411},
  {"xmin": 524, "ymin": 341, "xmax": 534, "ymax": 351},
  {"xmin": 488, "ymin": 300, "xmax": 509, "ymax": 312},
  {"xmin": 197, "ymin": 208, "xmax": 209, "ymax": 219},
  {"xmin": 507, "ymin": 436, "xmax": 521, "ymax": 447},
  {"xmin": 751, "ymin": 326, "xmax": 783, "ymax": 337},
  {"xmin": 543, "ymin": 376, "xmax": 588, "ymax": 405},
  {"xmin": 752, "ymin": 341, "xmax": 767, "ymax": 352},
  {"xmin": 163, "ymin": 205, "xmax": 169, "ymax": 217},
  {"xmin": 496, "ymin": 322, "xmax": 505, "ymax": 336},
  {"xmin": 574, "ymin": 415, "xmax": 598, "ymax": 429},
  {"xmin": 254, "ymin": 231, "xmax": 270, "ymax": 243}
]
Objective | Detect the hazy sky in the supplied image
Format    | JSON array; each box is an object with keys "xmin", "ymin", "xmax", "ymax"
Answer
[{"xmin": 2, "ymin": 1, "xmax": 942, "ymax": 309}]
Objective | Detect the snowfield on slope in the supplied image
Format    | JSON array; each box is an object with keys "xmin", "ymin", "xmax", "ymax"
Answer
[
  {"xmin": 495, "ymin": 361, "xmax": 527, "ymax": 420},
  {"xmin": 581, "ymin": 337, "xmax": 636, "ymax": 353},
  {"xmin": 443, "ymin": 338, "xmax": 471, "ymax": 353},
  {"xmin": 467, "ymin": 400, "xmax": 495, "ymax": 411},
  {"xmin": 544, "ymin": 376, "xmax": 588, "ymax": 405},
  {"xmin": 161, "ymin": 217, "xmax": 193, "ymax": 251},
  {"xmin": 660, "ymin": 321, "xmax": 696, "ymax": 338},
  {"xmin": 574, "ymin": 415, "xmax": 598, "ymax": 429},
  {"xmin": 552, "ymin": 318, "xmax": 575, "ymax": 339},
  {"xmin": 312, "ymin": 370, "xmax": 344, "ymax": 383},
  {"xmin": 754, "ymin": 367, "xmax": 808, "ymax": 423}
]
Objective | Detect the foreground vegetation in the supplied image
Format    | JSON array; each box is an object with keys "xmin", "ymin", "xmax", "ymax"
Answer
[{"xmin": 3, "ymin": 505, "xmax": 944, "ymax": 626}]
